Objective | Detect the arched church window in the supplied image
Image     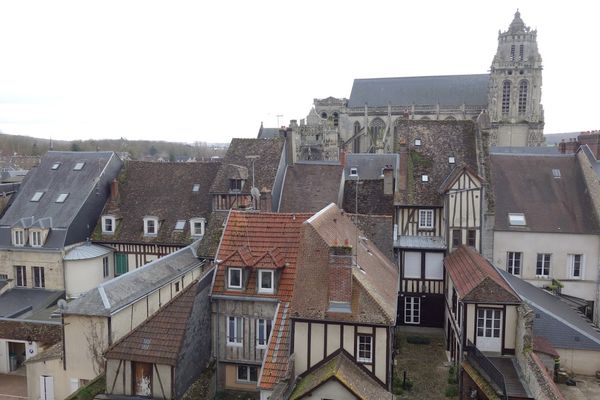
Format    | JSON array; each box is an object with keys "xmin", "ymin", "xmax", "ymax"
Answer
[
  {"xmin": 369, "ymin": 118, "xmax": 385, "ymax": 139},
  {"xmin": 518, "ymin": 80, "xmax": 528, "ymax": 114},
  {"xmin": 320, "ymin": 112, "xmax": 327, "ymax": 119},
  {"xmin": 519, "ymin": 44, "xmax": 524, "ymax": 61},
  {"xmin": 333, "ymin": 112, "xmax": 339, "ymax": 127},
  {"xmin": 502, "ymin": 81, "xmax": 511, "ymax": 115}
]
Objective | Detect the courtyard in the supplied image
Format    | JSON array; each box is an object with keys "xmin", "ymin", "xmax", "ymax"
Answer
[{"xmin": 0, "ymin": 373, "xmax": 27, "ymax": 400}]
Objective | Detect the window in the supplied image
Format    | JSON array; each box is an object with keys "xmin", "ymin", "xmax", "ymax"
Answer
[
  {"xmin": 73, "ymin": 162, "xmax": 85, "ymax": 170},
  {"xmin": 102, "ymin": 216, "xmax": 115, "ymax": 234},
  {"xmin": 143, "ymin": 217, "xmax": 158, "ymax": 236},
  {"xmin": 477, "ymin": 308, "xmax": 501, "ymax": 338},
  {"xmin": 425, "ymin": 252, "xmax": 444, "ymax": 280},
  {"xmin": 51, "ymin": 162, "xmax": 61, "ymax": 170},
  {"xmin": 508, "ymin": 213, "xmax": 526, "ymax": 226},
  {"xmin": 237, "ymin": 365, "xmax": 258, "ymax": 382},
  {"xmin": 32, "ymin": 266, "xmax": 45, "ymax": 288},
  {"xmin": 507, "ymin": 252, "xmax": 522, "ymax": 275},
  {"xmin": 502, "ymin": 81, "xmax": 511, "ymax": 114},
  {"xmin": 414, "ymin": 138, "xmax": 422, "ymax": 146},
  {"xmin": 192, "ymin": 184, "xmax": 200, "ymax": 192},
  {"xmin": 552, "ymin": 169, "xmax": 561, "ymax": 178},
  {"xmin": 15, "ymin": 266, "xmax": 26, "ymax": 287},
  {"xmin": 102, "ymin": 256, "xmax": 109, "ymax": 278},
  {"xmin": 421, "ymin": 174, "xmax": 429, "ymax": 182},
  {"xmin": 418, "ymin": 209, "xmax": 434, "ymax": 229},
  {"xmin": 357, "ymin": 335, "xmax": 373, "ymax": 363},
  {"xmin": 452, "ymin": 229, "xmax": 461, "ymax": 248},
  {"xmin": 258, "ymin": 270, "xmax": 274, "ymax": 294},
  {"xmin": 349, "ymin": 167, "xmax": 358, "ymax": 176},
  {"xmin": 448, "ymin": 156, "xmax": 455, "ymax": 164},
  {"xmin": 256, "ymin": 319, "xmax": 272, "ymax": 348},
  {"xmin": 190, "ymin": 218, "xmax": 206, "ymax": 237},
  {"xmin": 230, "ymin": 179, "xmax": 243, "ymax": 191},
  {"xmin": 114, "ymin": 252, "xmax": 128, "ymax": 276},
  {"xmin": 30, "ymin": 230, "xmax": 42, "ymax": 247},
  {"xmin": 227, "ymin": 316, "xmax": 244, "ymax": 345},
  {"xmin": 451, "ymin": 288, "xmax": 458, "ymax": 315},
  {"xmin": 333, "ymin": 112, "xmax": 339, "ymax": 127},
  {"xmin": 404, "ymin": 297, "xmax": 420, "ymax": 324},
  {"xmin": 369, "ymin": 118, "xmax": 385, "ymax": 139},
  {"xmin": 518, "ymin": 80, "xmax": 528, "ymax": 114},
  {"xmin": 536, "ymin": 253, "xmax": 551, "ymax": 277},
  {"xmin": 175, "ymin": 281, "xmax": 180, "ymax": 292},
  {"xmin": 174, "ymin": 220, "xmax": 186, "ymax": 230},
  {"xmin": 519, "ymin": 44, "xmax": 524, "ymax": 61},
  {"xmin": 12, "ymin": 229, "xmax": 25, "ymax": 246},
  {"xmin": 569, "ymin": 254, "xmax": 583, "ymax": 278},
  {"xmin": 228, "ymin": 268, "xmax": 242, "ymax": 289},
  {"xmin": 55, "ymin": 193, "xmax": 69, "ymax": 203},
  {"xmin": 403, "ymin": 252, "xmax": 421, "ymax": 279},
  {"xmin": 0, "ymin": 274, "xmax": 7, "ymax": 281},
  {"xmin": 31, "ymin": 191, "xmax": 44, "ymax": 202},
  {"xmin": 467, "ymin": 229, "xmax": 476, "ymax": 247},
  {"xmin": 510, "ymin": 44, "xmax": 515, "ymax": 61}
]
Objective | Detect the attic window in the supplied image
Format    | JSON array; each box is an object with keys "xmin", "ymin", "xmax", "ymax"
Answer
[
  {"xmin": 31, "ymin": 192, "xmax": 44, "ymax": 202},
  {"xmin": 552, "ymin": 169, "xmax": 561, "ymax": 178},
  {"xmin": 192, "ymin": 184, "xmax": 200, "ymax": 192},
  {"xmin": 143, "ymin": 216, "xmax": 159, "ymax": 236},
  {"xmin": 55, "ymin": 193, "xmax": 69, "ymax": 203},
  {"xmin": 102, "ymin": 216, "xmax": 116, "ymax": 234},
  {"xmin": 175, "ymin": 220, "xmax": 186, "ymax": 230},
  {"xmin": 414, "ymin": 138, "xmax": 422, "ymax": 146},
  {"xmin": 73, "ymin": 162, "xmax": 85, "ymax": 171},
  {"xmin": 230, "ymin": 179, "xmax": 243, "ymax": 191},
  {"xmin": 508, "ymin": 213, "xmax": 526, "ymax": 226},
  {"xmin": 449, "ymin": 156, "xmax": 456, "ymax": 164},
  {"xmin": 51, "ymin": 162, "xmax": 61, "ymax": 170},
  {"xmin": 190, "ymin": 218, "xmax": 206, "ymax": 237},
  {"xmin": 350, "ymin": 167, "xmax": 358, "ymax": 176},
  {"xmin": 421, "ymin": 175, "xmax": 429, "ymax": 182}
]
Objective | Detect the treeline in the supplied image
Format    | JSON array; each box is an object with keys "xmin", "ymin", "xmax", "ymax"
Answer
[{"xmin": 0, "ymin": 132, "xmax": 228, "ymax": 161}]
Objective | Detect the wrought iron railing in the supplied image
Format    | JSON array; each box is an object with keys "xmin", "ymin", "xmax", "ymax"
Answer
[{"xmin": 465, "ymin": 341, "xmax": 507, "ymax": 400}]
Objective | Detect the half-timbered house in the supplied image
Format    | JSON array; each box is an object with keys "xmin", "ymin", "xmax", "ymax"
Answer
[{"xmin": 394, "ymin": 120, "xmax": 484, "ymax": 328}]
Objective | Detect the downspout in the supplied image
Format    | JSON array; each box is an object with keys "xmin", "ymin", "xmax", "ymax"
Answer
[{"xmin": 215, "ymin": 300, "xmax": 220, "ymax": 395}]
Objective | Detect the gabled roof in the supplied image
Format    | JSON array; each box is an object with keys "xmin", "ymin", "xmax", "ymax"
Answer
[
  {"xmin": 211, "ymin": 211, "xmax": 311, "ymax": 301},
  {"xmin": 279, "ymin": 163, "xmax": 343, "ymax": 213},
  {"xmin": 491, "ymin": 153, "xmax": 599, "ymax": 234},
  {"xmin": 289, "ymin": 350, "xmax": 393, "ymax": 400},
  {"xmin": 210, "ymin": 138, "xmax": 285, "ymax": 194},
  {"xmin": 438, "ymin": 164, "xmax": 483, "ymax": 194},
  {"xmin": 258, "ymin": 302, "xmax": 291, "ymax": 390},
  {"xmin": 292, "ymin": 204, "xmax": 398, "ymax": 325},
  {"xmin": 348, "ymin": 74, "xmax": 489, "ymax": 108},
  {"xmin": 445, "ymin": 245, "xmax": 520, "ymax": 303},
  {"xmin": 394, "ymin": 120, "xmax": 479, "ymax": 206},
  {"xmin": 257, "ymin": 124, "xmax": 281, "ymax": 140},
  {"xmin": 93, "ymin": 161, "xmax": 220, "ymax": 245}
]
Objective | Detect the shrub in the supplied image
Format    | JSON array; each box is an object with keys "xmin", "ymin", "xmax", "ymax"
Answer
[{"xmin": 445, "ymin": 384, "xmax": 459, "ymax": 397}]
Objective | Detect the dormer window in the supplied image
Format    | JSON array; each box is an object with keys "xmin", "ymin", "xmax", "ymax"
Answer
[
  {"xmin": 51, "ymin": 162, "xmax": 61, "ymax": 170},
  {"xmin": 102, "ymin": 216, "xmax": 116, "ymax": 234},
  {"xmin": 143, "ymin": 216, "xmax": 159, "ymax": 236},
  {"xmin": 73, "ymin": 162, "xmax": 85, "ymax": 171},
  {"xmin": 258, "ymin": 270, "xmax": 274, "ymax": 294},
  {"xmin": 230, "ymin": 179, "xmax": 243, "ymax": 192},
  {"xmin": 55, "ymin": 193, "xmax": 69, "ymax": 203},
  {"xmin": 190, "ymin": 218, "xmax": 206, "ymax": 237},
  {"xmin": 31, "ymin": 192, "xmax": 44, "ymax": 202},
  {"xmin": 192, "ymin": 184, "xmax": 200, "ymax": 192},
  {"xmin": 12, "ymin": 229, "xmax": 26, "ymax": 246},
  {"xmin": 228, "ymin": 267, "xmax": 242, "ymax": 289},
  {"xmin": 508, "ymin": 213, "xmax": 526, "ymax": 226},
  {"xmin": 349, "ymin": 167, "xmax": 358, "ymax": 177},
  {"xmin": 30, "ymin": 230, "xmax": 43, "ymax": 247}
]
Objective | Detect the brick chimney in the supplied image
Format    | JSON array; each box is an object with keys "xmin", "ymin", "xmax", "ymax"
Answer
[
  {"xmin": 339, "ymin": 149, "xmax": 347, "ymax": 166},
  {"xmin": 284, "ymin": 123, "xmax": 297, "ymax": 166},
  {"xmin": 578, "ymin": 131, "xmax": 600, "ymax": 159},
  {"xmin": 328, "ymin": 242, "xmax": 353, "ymax": 313},
  {"xmin": 383, "ymin": 167, "xmax": 394, "ymax": 195},
  {"xmin": 398, "ymin": 138, "xmax": 408, "ymax": 191},
  {"xmin": 110, "ymin": 178, "xmax": 119, "ymax": 201}
]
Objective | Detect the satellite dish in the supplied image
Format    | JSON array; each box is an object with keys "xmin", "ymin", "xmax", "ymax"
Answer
[
  {"xmin": 57, "ymin": 299, "xmax": 67, "ymax": 310},
  {"xmin": 251, "ymin": 186, "xmax": 261, "ymax": 202}
]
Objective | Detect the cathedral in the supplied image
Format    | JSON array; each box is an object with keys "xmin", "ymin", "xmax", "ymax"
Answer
[{"xmin": 288, "ymin": 11, "xmax": 544, "ymax": 160}]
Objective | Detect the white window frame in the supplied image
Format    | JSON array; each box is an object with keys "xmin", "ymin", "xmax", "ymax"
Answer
[
  {"xmin": 569, "ymin": 254, "xmax": 584, "ymax": 279},
  {"xmin": 477, "ymin": 308, "xmax": 501, "ymax": 338},
  {"xmin": 536, "ymin": 253, "xmax": 551, "ymax": 277},
  {"xmin": 227, "ymin": 316, "xmax": 243, "ymax": 346},
  {"xmin": 190, "ymin": 218, "xmax": 206, "ymax": 237},
  {"xmin": 256, "ymin": 318, "xmax": 272, "ymax": 348},
  {"xmin": 258, "ymin": 269, "xmax": 274, "ymax": 294},
  {"xmin": 228, "ymin": 267, "xmax": 242, "ymax": 289},
  {"xmin": 102, "ymin": 256, "xmax": 109, "ymax": 278},
  {"xmin": 102, "ymin": 216, "xmax": 116, "ymax": 234},
  {"xmin": 418, "ymin": 209, "xmax": 434, "ymax": 229},
  {"xmin": 357, "ymin": 334, "xmax": 373, "ymax": 363},
  {"xmin": 30, "ymin": 230, "xmax": 43, "ymax": 247},
  {"xmin": 508, "ymin": 213, "xmax": 526, "ymax": 226},
  {"xmin": 507, "ymin": 252, "xmax": 522, "ymax": 276},
  {"xmin": 15, "ymin": 265, "xmax": 27, "ymax": 287},
  {"xmin": 421, "ymin": 174, "xmax": 429, "ymax": 182},
  {"xmin": 349, "ymin": 167, "xmax": 358, "ymax": 176},
  {"xmin": 404, "ymin": 296, "xmax": 421, "ymax": 324},
  {"xmin": 12, "ymin": 229, "xmax": 26, "ymax": 247},
  {"xmin": 143, "ymin": 216, "xmax": 159, "ymax": 236},
  {"xmin": 32, "ymin": 266, "xmax": 45, "ymax": 288},
  {"xmin": 236, "ymin": 365, "xmax": 258, "ymax": 383}
]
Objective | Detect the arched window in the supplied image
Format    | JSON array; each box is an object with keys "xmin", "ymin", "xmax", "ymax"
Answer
[
  {"xmin": 502, "ymin": 81, "xmax": 511, "ymax": 115},
  {"xmin": 369, "ymin": 118, "xmax": 385, "ymax": 139},
  {"xmin": 518, "ymin": 80, "xmax": 528, "ymax": 114},
  {"xmin": 353, "ymin": 122, "xmax": 361, "ymax": 153},
  {"xmin": 445, "ymin": 116, "xmax": 456, "ymax": 121},
  {"xmin": 320, "ymin": 112, "xmax": 327, "ymax": 119},
  {"xmin": 354, "ymin": 121, "xmax": 361, "ymax": 134},
  {"xmin": 333, "ymin": 112, "xmax": 339, "ymax": 127}
]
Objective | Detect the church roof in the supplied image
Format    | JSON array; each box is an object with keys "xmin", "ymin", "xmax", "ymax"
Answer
[{"xmin": 347, "ymin": 74, "xmax": 489, "ymax": 108}]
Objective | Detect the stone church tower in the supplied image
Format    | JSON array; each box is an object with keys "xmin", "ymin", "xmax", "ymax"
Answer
[{"xmin": 488, "ymin": 11, "xmax": 544, "ymax": 146}]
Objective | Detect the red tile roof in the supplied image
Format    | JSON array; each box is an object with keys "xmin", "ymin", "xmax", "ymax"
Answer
[
  {"xmin": 445, "ymin": 245, "xmax": 520, "ymax": 303},
  {"xmin": 258, "ymin": 302, "xmax": 291, "ymax": 390}
]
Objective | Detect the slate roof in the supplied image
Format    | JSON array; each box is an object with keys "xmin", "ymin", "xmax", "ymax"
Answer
[
  {"xmin": 289, "ymin": 350, "xmax": 393, "ymax": 400},
  {"xmin": 445, "ymin": 245, "xmax": 520, "ymax": 304},
  {"xmin": 258, "ymin": 302, "xmax": 291, "ymax": 390},
  {"xmin": 348, "ymin": 213, "xmax": 393, "ymax": 260},
  {"xmin": 0, "ymin": 151, "xmax": 122, "ymax": 248},
  {"xmin": 279, "ymin": 162, "xmax": 343, "ymax": 213},
  {"xmin": 93, "ymin": 161, "xmax": 219, "ymax": 245},
  {"xmin": 65, "ymin": 244, "xmax": 205, "ymax": 316},
  {"xmin": 211, "ymin": 211, "xmax": 311, "ymax": 301},
  {"xmin": 500, "ymin": 270, "xmax": 600, "ymax": 351},
  {"xmin": 348, "ymin": 74, "xmax": 489, "ymax": 108},
  {"xmin": 257, "ymin": 125, "xmax": 281, "ymax": 140},
  {"xmin": 491, "ymin": 153, "xmax": 600, "ymax": 234},
  {"xmin": 345, "ymin": 153, "xmax": 399, "ymax": 180},
  {"xmin": 394, "ymin": 120, "xmax": 478, "ymax": 206},
  {"xmin": 491, "ymin": 146, "xmax": 560, "ymax": 155},
  {"xmin": 292, "ymin": 204, "xmax": 398, "ymax": 325},
  {"xmin": 195, "ymin": 212, "xmax": 227, "ymax": 259},
  {"xmin": 210, "ymin": 138, "xmax": 285, "ymax": 194},
  {"xmin": 343, "ymin": 180, "xmax": 394, "ymax": 215},
  {"xmin": 105, "ymin": 279, "xmax": 200, "ymax": 366},
  {"xmin": 0, "ymin": 288, "xmax": 64, "ymax": 320},
  {"xmin": 64, "ymin": 243, "xmax": 112, "ymax": 260}
]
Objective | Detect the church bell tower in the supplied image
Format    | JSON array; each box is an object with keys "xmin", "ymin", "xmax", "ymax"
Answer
[{"xmin": 488, "ymin": 11, "xmax": 544, "ymax": 146}]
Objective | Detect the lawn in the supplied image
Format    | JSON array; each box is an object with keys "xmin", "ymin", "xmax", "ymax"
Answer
[{"xmin": 394, "ymin": 329, "xmax": 457, "ymax": 400}]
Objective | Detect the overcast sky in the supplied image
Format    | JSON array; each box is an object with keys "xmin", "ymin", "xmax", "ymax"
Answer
[{"xmin": 0, "ymin": 1, "xmax": 597, "ymax": 144}]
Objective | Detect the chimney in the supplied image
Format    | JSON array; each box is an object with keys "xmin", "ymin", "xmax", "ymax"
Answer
[
  {"xmin": 398, "ymin": 138, "xmax": 408, "ymax": 191},
  {"xmin": 285, "ymin": 126, "xmax": 297, "ymax": 166},
  {"xmin": 339, "ymin": 149, "xmax": 347, "ymax": 166},
  {"xmin": 110, "ymin": 178, "xmax": 119, "ymax": 201},
  {"xmin": 260, "ymin": 188, "xmax": 272, "ymax": 212},
  {"xmin": 383, "ymin": 167, "xmax": 394, "ymax": 195},
  {"xmin": 578, "ymin": 131, "xmax": 600, "ymax": 159},
  {"xmin": 328, "ymin": 243, "xmax": 353, "ymax": 313}
]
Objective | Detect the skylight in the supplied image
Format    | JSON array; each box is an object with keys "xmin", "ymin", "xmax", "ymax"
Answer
[
  {"xmin": 192, "ymin": 184, "xmax": 200, "ymax": 192},
  {"xmin": 31, "ymin": 192, "xmax": 44, "ymax": 202},
  {"xmin": 350, "ymin": 167, "xmax": 358, "ymax": 176},
  {"xmin": 552, "ymin": 169, "xmax": 561, "ymax": 178},
  {"xmin": 51, "ymin": 162, "xmax": 61, "ymax": 170},
  {"xmin": 415, "ymin": 138, "xmax": 422, "ymax": 146},
  {"xmin": 508, "ymin": 213, "xmax": 526, "ymax": 226},
  {"xmin": 55, "ymin": 193, "xmax": 69, "ymax": 203},
  {"xmin": 175, "ymin": 220, "xmax": 186, "ymax": 230},
  {"xmin": 421, "ymin": 174, "xmax": 429, "ymax": 182},
  {"xmin": 449, "ymin": 156, "xmax": 456, "ymax": 164},
  {"xmin": 73, "ymin": 162, "xmax": 85, "ymax": 171}
]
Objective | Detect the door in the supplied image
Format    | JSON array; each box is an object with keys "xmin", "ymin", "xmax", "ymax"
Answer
[
  {"xmin": 40, "ymin": 375, "xmax": 54, "ymax": 400},
  {"xmin": 404, "ymin": 296, "xmax": 421, "ymax": 324},
  {"xmin": 133, "ymin": 362, "xmax": 153, "ymax": 397},
  {"xmin": 115, "ymin": 253, "xmax": 128, "ymax": 276},
  {"xmin": 476, "ymin": 308, "xmax": 502, "ymax": 352}
]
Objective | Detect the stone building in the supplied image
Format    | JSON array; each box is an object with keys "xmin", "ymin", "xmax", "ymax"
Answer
[{"xmin": 291, "ymin": 11, "xmax": 544, "ymax": 161}]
